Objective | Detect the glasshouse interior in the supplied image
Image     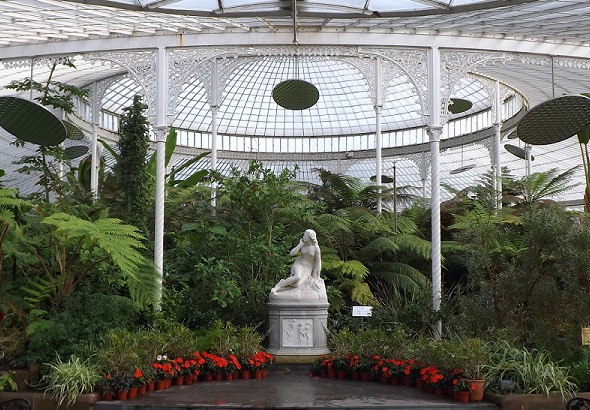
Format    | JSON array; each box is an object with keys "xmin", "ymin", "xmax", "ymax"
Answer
[{"xmin": 3, "ymin": 0, "xmax": 590, "ymax": 409}]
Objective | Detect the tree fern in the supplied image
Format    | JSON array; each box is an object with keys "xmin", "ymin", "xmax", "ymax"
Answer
[{"xmin": 22, "ymin": 212, "xmax": 156, "ymax": 309}]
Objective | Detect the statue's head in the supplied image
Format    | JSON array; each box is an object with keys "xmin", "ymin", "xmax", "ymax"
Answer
[{"xmin": 304, "ymin": 229, "xmax": 317, "ymax": 244}]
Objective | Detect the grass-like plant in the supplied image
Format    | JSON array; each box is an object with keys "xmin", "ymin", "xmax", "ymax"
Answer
[
  {"xmin": 480, "ymin": 339, "xmax": 577, "ymax": 399},
  {"xmin": 41, "ymin": 355, "xmax": 101, "ymax": 406}
]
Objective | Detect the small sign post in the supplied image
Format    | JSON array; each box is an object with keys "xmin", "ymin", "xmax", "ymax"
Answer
[
  {"xmin": 352, "ymin": 306, "xmax": 373, "ymax": 317},
  {"xmin": 582, "ymin": 327, "xmax": 590, "ymax": 345},
  {"xmin": 352, "ymin": 306, "xmax": 372, "ymax": 330}
]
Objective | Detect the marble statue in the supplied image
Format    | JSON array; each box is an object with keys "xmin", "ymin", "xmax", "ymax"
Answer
[
  {"xmin": 267, "ymin": 229, "xmax": 330, "ymax": 358},
  {"xmin": 271, "ymin": 229, "xmax": 322, "ymax": 294}
]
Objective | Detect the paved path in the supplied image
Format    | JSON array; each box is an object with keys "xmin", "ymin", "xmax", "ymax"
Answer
[{"xmin": 94, "ymin": 365, "xmax": 499, "ymax": 410}]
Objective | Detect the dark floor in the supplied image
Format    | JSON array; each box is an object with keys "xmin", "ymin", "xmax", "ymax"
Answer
[{"xmin": 93, "ymin": 365, "xmax": 499, "ymax": 410}]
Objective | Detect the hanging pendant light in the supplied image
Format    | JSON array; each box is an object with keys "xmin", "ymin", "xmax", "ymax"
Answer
[{"xmin": 272, "ymin": 0, "xmax": 319, "ymax": 111}]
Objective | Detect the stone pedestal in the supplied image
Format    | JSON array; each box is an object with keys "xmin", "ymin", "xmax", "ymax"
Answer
[{"xmin": 267, "ymin": 278, "xmax": 330, "ymax": 362}]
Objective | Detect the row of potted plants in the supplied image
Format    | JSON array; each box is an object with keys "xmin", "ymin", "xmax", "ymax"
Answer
[
  {"xmin": 310, "ymin": 354, "xmax": 483, "ymax": 403},
  {"xmin": 101, "ymin": 350, "xmax": 273, "ymax": 401}
]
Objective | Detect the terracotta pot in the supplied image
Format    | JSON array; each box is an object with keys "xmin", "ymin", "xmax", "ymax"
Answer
[
  {"xmin": 116, "ymin": 390, "xmax": 128, "ymax": 401},
  {"xmin": 336, "ymin": 370, "xmax": 347, "ymax": 379},
  {"xmin": 391, "ymin": 375, "xmax": 400, "ymax": 385},
  {"xmin": 165, "ymin": 378, "xmax": 172, "ymax": 388},
  {"xmin": 435, "ymin": 387, "xmax": 445, "ymax": 396},
  {"xmin": 320, "ymin": 369, "xmax": 328, "ymax": 378},
  {"xmin": 351, "ymin": 372, "xmax": 359, "ymax": 381},
  {"xmin": 184, "ymin": 374, "xmax": 194, "ymax": 385},
  {"xmin": 262, "ymin": 368, "xmax": 268, "ymax": 378},
  {"xmin": 225, "ymin": 373, "xmax": 233, "ymax": 381},
  {"xmin": 174, "ymin": 376, "xmax": 184, "ymax": 386},
  {"xmin": 360, "ymin": 372, "xmax": 370, "ymax": 382},
  {"xmin": 328, "ymin": 369, "xmax": 336, "ymax": 379},
  {"xmin": 381, "ymin": 375, "xmax": 389, "ymax": 384},
  {"xmin": 127, "ymin": 387, "xmax": 138, "ymax": 399},
  {"xmin": 469, "ymin": 379, "xmax": 485, "ymax": 402},
  {"xmin": 155, "ymin": 380, "xmax": 166, "ymax": 390},
  {"xmin": 102, "ymin": 392, "xmax": 113, "ymax": 401},
  {"xmin": 416, "ymin": 379, "xmax": 424, "ymax": 389},
  {"xmin": 146, "ymin": 381, "xmax": 155, "ymax": 391},
  {"xmin": 458, "ymin": 390, "xmax": 470, "ymax": 403},
  {"xmin": 254, "ymin": 369, "xmax": 263, "ymax": 379},
  {"xmin": 138, "ymin": 384, "xmax": 146, "ymax": 395},
  {"xmin": 214, "ymin": 372, "xmax": 223, "ymax": 381},
  {"xmin": 241, "ymin": 370, "xmax": 251, "ymax": 380},
  {"xmin": 453, "ymin": 390, "xmax": 460, "ymax": 400},
  {"xmin": 403, "ymin": 376, "xmax": 413, "ymax": 387}
]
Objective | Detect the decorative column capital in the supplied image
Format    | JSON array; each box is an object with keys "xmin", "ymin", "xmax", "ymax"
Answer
[
  {"xmin": 427, "ymin": 126, "xmax": 443, "ymax": 142},
  {"xmin": 153, "ymin": 127, "xmax": 168, "ymax": 143}
]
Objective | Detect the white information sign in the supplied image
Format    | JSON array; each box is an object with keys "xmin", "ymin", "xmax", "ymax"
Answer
[{"xmin": 352, "ymin": 306, "xmax": 373, "ymax": 317}]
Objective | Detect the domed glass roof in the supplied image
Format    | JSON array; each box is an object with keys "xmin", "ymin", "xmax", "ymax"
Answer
[{"xmin": 100, "ymin": 56, "xmax": 491, "ymax": 146}]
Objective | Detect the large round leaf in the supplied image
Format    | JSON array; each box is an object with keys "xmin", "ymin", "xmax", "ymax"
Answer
[
  {"xmin": 450, "ymin": 164, "xmax": 476, "ymax": 174},
  {"xmin": 505, "ymin": 144, "xmax": 534, "ymax": 160},
  {"xmin": 370, "ymin": 175, "xmax": 394, "ymax": 183},
  {"xmin": 0, "ymin": 96, "xmax": 66, "ymax": 146},
  {"xmin": 64, "ymin": 145, "xmax": 89, "ymax": 159},
  {"xmin": 448, "ymin": 98, "xmax": 473, "ymax": 114},
  {"xmin": 272, "ymin": 79, "xmax": 319, "ymax": 110},
  {"xmin": 64, "ymin": 121, "xmax": 85, "ymax": 140},
  {"xmin": 517, "ymin": 95, "xmax": 590, "ymax": 145}
]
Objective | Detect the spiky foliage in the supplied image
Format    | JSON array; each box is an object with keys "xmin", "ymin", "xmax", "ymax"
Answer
[
  {"xmin": 312, "ymin": 204, "xmax": 432, "ymax": 309},
  {"xmin": 502, "ymin": 166, "xmax": 579, "ymax": 206},
  {"xmin": 22, "ymin": 211, "xmax": 157, "ymax": 309},
  {"xmin": 306, "ymin": 168, "xmax": 381, "ymax": 213}
]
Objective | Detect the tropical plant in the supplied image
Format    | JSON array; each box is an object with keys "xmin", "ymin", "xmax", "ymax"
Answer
[
  {"xmin": 41, "ymin": 355, "xmax": 101, "ymax": 406},
  {"xmin": 0, "ymin": 187, "xmax": 32, "ymax": 289},
  {"xmin": 502, "ymin": 166, "xmax": 579, "ymax": 207},
  {"xmin": 21, "ymin": 210, "xmax": 157, "ymax": 311},
  {"xmin": 306, "ymin": 168, "xmax": 381, "ymax": 213}
]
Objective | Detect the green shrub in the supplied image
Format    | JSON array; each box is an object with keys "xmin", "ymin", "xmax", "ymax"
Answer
[
  {"xmin": 568, "ymin": 348, "xmax": 590, "ymax": 392},
  {"xmin": 24, "ymin": 292, "xmax": 138, "ymax": 366}
]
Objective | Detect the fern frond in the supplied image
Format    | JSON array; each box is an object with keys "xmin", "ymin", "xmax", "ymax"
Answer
[
  {"xmin": 22, "ymin": 276, "xmax": 60, "ymax": 305},
  {"xmin": 339, "ymin": 259, "xmax": 370, "ymax": 280},
  {"xmin": 372, "ymin": 262, "xmax": 430, "ymax": 294},
  {"xmin": 350, "ymin": 282, "xmax": 377, "ymax": 305}
]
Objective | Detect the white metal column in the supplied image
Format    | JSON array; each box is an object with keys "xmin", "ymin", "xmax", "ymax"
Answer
[
  {"xmin": 374, "ymin": 57, "xmax": 383, "ymax": 214},
  {"xmin": 210, "ymin": 58, "xmax": 219, "ymax": 211},
  {"xmin": 493, "ymin": 81, "xmax": 502, "ymax": 209},
  {"xmin": 154, "ymin": 46, "xmax": 169, "ymax": 311},
  {"xmin": 90, "ymin": 81, "xmax": 99, "ymax": 199},
  {"xmin": 427, "ymin": 47, "xmax": 443, "ymax": 340}
]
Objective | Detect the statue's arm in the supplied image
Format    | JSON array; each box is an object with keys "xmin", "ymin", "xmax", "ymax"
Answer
[
  {"xmin": 312, "ymin": 246, "xmax": 322, "ymax": 278},
  {"xmin": 290, "ymin": 239, "xmax": 303, "ymax": 256}
]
